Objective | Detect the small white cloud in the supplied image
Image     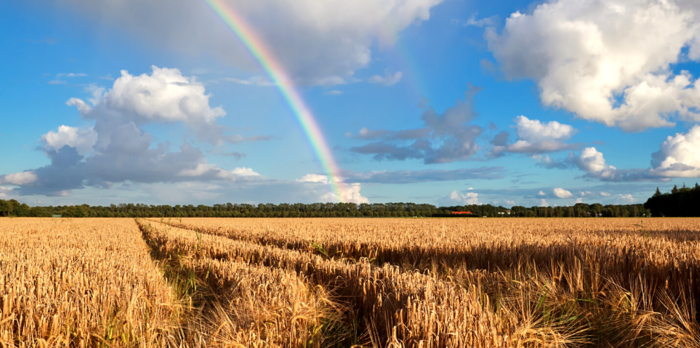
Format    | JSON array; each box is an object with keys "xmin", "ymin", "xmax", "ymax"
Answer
[
  {"xmin": 447, "ymin": 190, "xmax": 479, "ymax": 204},
  {"xmin": 179, "ymin": 164, "xmax": 259, "ymax": 180},
  {"xmin": 600, "ymin": 191, "xmax": 611, "ymax": 197},
  {"xmin": 619, "ymin": 194, "xmax": 635, "ymax": 203},
  {"xmin": 515, "ymin": 115, "xmax": 576, "ymax": 142},
  {"xmin": 538, "ymin": 190, "xmax": 546, "ymax": 196},
  {"xmin": 368, "ymin": 71, "xmax": 403, "ymax": 86},
  {"xmin": 540, "ymin": 199, "xmax": 549, "ymax": 207},
  {"xmin": 57, "ymin": 73, "xmax": 87, "ymax": 78},
  {"xmin": 222, "ymin": 76, "xmax": 274, "ymax": 86},
  {"xmin": 297, "ymin": 174, "xmax": 369, "ymax": 203},
  {"xmin": 0, "ymin": 171, "xmax": 38, "ymax": 186},
  {"xmin": 230, "ymin": 167, "xmax": 260, "ymax": 177},
  {"xmin": 66, "ymin": 98, "xmax": 92, "ymax": 115},
  {"xmin": 463, "ymin": 14, "xmax": 498, "ymax": 27},
  {"xmin": 553, "ymin": 188, "xmax": 573, "ymax": 198},
  {"xmin": 320, "ymin": 183, "xmax": 369, "ymax": 204},
  {"xmin": 47, "ymin": 80, "xmax": 67, "ymax": 85},
  {"xmin": 494, "ymin": 116, "xmax": 579, "ymax": 155},
  {"xmin": 297, "ymin": 174, "xmax": 329, "ymax": 184},
  {"xmin": 575, "ymin": 197, "xmax": 583, "ymax": 203}
]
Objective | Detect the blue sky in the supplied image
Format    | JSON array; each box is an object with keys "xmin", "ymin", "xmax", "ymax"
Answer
[{"xmin": 2, "ymin": 0, "xmax": 700, "ymax": 207}]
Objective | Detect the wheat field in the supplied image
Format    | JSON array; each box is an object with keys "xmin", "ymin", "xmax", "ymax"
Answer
[{"xmin": 2, "ymin": 217, "xmax": 700, "ymax": 347}]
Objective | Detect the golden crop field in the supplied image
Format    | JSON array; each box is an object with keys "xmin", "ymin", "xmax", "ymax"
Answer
[{"xmin": 2, "ymin": 217, "xmax": 700, "ymax": 347}]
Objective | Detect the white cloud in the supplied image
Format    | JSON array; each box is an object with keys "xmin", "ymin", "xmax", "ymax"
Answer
[
  {"xmin": 177, "ymin": 164, "xmax": 258, "ymax": 180},
  {"xmin": 368, "ymin": 71, "xmax": 403, "ymax": 86},
  {"xmin": 230, "ymin": 167, "xmax": 260, "ymax": 177},
  {"xmin": 538, "ymin": 190, "xmax": 546, "ymax": 196},
  {"xmin": 576, "ymin": 148, "xmax": 616, "ymax": 174},
  {"xmin": 66, "ymin": 98, "xmax": 92, "ymax": 114},
  {"xmin": 540, "ymin": 199, "xmax": 549, "ymax": 207},
  {"xmin": 297, "ymin": 174, "xmax": 330, "ymax": 184},
  {"xmin": 619, "ymin": 193, "xmax": 635, "ymax": 203},
  {"xmin": 100, "ymin": 66, "xmax": 225, "ymax": 125},
  {"xmin": 515, "ymin": 115, "xmax": 576, "ymax": 142},
  {"xmin": 649, "ymin": 125, "xmax": 700, "ymax": 177},
  {"xmin": 463, "ymin": 14, "xmax": 498, "ymax": 27},
  {"xmin": 297, "ymin": 174, "xmax": 369, "ymax": 204},
  {"xmin": 600, "ymin": 191, "xmax": 611, "ymax": 197},
  {"xmin": 445, "ymin": 190, "xmax": 480, "ymax": 205},
  {"xmin": 57, "ymin": 0, "xmax": 442, "ymax": 85},
  {"xmin": 57, "ymin": 73, "xmax": 87, "ymax": 78},
  {"xmin": 0, "ymin": 172, "xmax": 38, "ymax": 186},
  {"xmin": 575, "ymin": 197, "xmax": 583, "ymax": 203},
  {"xmin": 222, "ymin": 76, "xmax": 274, "ymax": 86},
  {"xmin": 486, "ymin": 0, "xmax": 700, "ymax": 131},
  {"xmin": 553, "ymin": 187, "xmax": 573, "ymax": 198},
  {"xmin": 67, "ymin": 66, "xmax": 269, "ymax": 147},
  {"xmin": 41, "ymin": 125, "xmax": 97, "ymax": 156},
  {"xmin": 492, "ymin": 116, "xmax": 580, "ymax": 155}
]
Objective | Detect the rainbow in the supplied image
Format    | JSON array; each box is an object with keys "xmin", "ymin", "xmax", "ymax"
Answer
[{"xmin": 204, "ymin": 0, "xmax": 347, "ymax": 202}]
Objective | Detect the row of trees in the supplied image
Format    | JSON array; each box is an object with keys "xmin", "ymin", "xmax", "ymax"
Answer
[
  {"xmin": 644, "ymin": 184, "xmax": 700, "ymax": 217},
  {"xmin": 0, "ymin": 200, "xmax": 647, "ymax": 218}
]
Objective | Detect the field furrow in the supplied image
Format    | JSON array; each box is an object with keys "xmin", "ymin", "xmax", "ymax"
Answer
[{"xmin": 138, "ymin": 220, "xmax": 517, "ymax": 347}]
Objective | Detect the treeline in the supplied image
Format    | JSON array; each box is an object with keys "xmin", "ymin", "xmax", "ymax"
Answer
[
  {"xmin": 644, "ymin": 184, "xmax": 700, "ymax": 217},
  {"xmin": 0, "ymin": 200, "xmax": 647, "ymax": 218},
  {"xmin": 509, "ymin": 203, "xmax": 647, "ymax": 218}
]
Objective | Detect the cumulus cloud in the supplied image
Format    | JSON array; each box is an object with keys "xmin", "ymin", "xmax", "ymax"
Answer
[
  {"xmin": 68, "ymin": 66, "xmax": 270, "ymax": 147},
  {"xmin": 0, "ymin": 66, "xmax": 268, "ymax": 196},
  {"xmin": 553, "ymin": 187, "xmax": 573, "ymax": 198},
  {"xmin": 0, "ymin": 172, "xmax": 38, "ymax": 186},
  {"xmin": 492, "ymin": 116, "xmax": 581, "ymax": 155},
  {"xmin": 485, "ymin": 0, "xmax": 700, "ymax": 131},
  {"xmin": 55, "ymin": 0, "xmax": 442, "ymax": 85},
  {"xmin": 296, "ymin": 174, "xmax": 369, "ymax": 203},
  {"xmin": 540, "ymin": 199, "xmax": 549, "ymax": 207},
  {"xmin": 350, "ymin": 85, "xmax": 484, "ymax": 164},
  {"xmin": 540, "ymin": 129, "xmax": 700, "ymax": 181},
  {"xmin": 368, "ymin": 71, "xmax": 403, "ymax": 86},
  {"xmin": 570, "ymin": 148, "xmax": 618, "ymax": 176},
  {"xmin": 441, "ymin": 190, "xmax": 479, "ymax": 205},
  {"xmin": 41, "ymin": 126, "xmax": 97, "ymax": 155},
  {"xmin": 537, "ymin": 147, "xmax": 656, "ymax": 181},
  {"xmin": 618, "ymin": 194, "xmax": 635, "ymax": 203},
  {"xmin": 649, "ymin": 125, "xmax": 700, "ymax": 177}
]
